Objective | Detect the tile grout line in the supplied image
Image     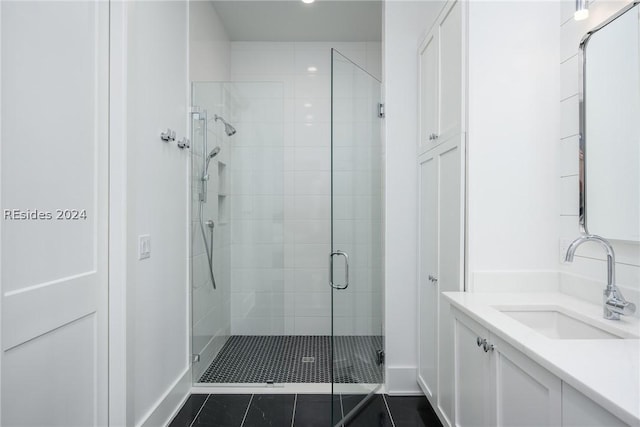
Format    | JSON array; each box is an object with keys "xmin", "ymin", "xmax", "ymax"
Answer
[
  {"xmin": 381, "ymin": 394, "xmax": 397, "ymax": 427},
  {"xmin": 290, "ymin": 394, "xmax": 298, "ymax": 427},
  {"xmin": 188, "ymin": 394, "xmax": 211, "ymax": 427},
  {"xmin": 240, "ymin": 394, "xmax": 254, "ymax": 427}
]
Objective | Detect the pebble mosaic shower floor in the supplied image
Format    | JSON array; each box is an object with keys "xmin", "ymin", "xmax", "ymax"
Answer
[{"xmin": 198, "ymin": 335, "xmax": 383, "ymax": 384}]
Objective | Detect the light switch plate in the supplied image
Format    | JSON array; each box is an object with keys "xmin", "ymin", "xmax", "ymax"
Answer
[{"xmin": 139, "ymin": 234, "xmax": 151, "ymax": 260}]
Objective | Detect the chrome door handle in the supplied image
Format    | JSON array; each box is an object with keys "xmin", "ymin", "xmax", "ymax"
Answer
[
  {"xmin": 329, "ymin": 250, "xmax": 349, "ymax": 290},
  {"xmin": 476, "ymin": 337, "xmax": 486, "ymax": 347},
  {"xmin": 428, "ymin": 274, "xmax": 438, "ymax": 284}
]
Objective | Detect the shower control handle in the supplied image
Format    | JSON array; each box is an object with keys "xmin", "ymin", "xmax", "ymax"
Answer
[{"xmin": 329, "ymin": 250, "xmax": 349, "ymax": 290}]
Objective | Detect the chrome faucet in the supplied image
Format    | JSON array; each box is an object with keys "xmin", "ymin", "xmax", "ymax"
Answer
[{"xmin": 565, "ymin": 234, "xmax": 636, "ymax": 320}]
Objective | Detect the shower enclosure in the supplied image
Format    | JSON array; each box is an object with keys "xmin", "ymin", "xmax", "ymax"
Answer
[{"xmin": 190, "ymin": 49, "xmax": 383, "ymax": 424}]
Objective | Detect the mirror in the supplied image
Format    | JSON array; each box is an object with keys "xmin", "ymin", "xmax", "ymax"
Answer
[{"xmin": 580, "ymin": 2, "xmax": 640, "ymax": 242}]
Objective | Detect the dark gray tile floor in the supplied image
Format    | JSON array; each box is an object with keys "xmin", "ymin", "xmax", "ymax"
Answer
[
  {"xmin": 199, "ymin": 336, "xmax": 383, "ymax": 384},
  {"xmin": 169, "ymin": 394, "xmax": 443, "ymax": 427}
]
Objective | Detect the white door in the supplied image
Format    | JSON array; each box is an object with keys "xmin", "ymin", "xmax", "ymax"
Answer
[
  {"xmin": 1, "ymin": 1, "xmax": 109, "ymax": 425},
  {"xmin": 418, "ymin": 154, "xmax": 438, "ymax": 399}
]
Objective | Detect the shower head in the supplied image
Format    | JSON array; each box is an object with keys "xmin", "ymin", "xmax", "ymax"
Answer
[{"xmin": 214, "ymin": 114, "xmax": 237, "ymax": 136}]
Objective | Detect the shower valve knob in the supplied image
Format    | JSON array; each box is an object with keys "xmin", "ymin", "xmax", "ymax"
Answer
[
  {"xmin": 177, "ymin": 137, "xmax": 190, "ymax": 149},
  {"xmin": 161, "ymin": 128, "xmax": 176, "ymax": 142}
]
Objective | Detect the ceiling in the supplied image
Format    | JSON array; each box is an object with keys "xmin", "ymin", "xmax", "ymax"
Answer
[{"xmin": 211, "ymin": 1, "xmax": 382, "ymax": 42}]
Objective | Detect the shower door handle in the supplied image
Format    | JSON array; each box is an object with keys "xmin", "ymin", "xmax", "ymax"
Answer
[{"xmin": 329, "ymin": 250, "xmax": 349, "ymax": 290}]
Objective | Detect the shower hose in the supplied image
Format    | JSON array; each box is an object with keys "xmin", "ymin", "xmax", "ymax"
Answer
[{"xmin": 199, "ymin": 201, "xmax": 217, "ymax": 290}]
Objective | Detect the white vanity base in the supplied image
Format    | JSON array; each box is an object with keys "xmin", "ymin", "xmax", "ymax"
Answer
[{"xmin": 443, "ymin": 292, "xmax": 640, "ymax": 426}]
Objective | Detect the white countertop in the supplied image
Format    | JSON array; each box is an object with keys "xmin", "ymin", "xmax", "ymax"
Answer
[{"xmin": 443, "ymin": 292, "xmax": 640, "ymax": 426}]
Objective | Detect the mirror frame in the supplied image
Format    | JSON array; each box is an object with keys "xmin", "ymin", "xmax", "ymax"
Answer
[{"xmin": 578, "ymin": 0, "xmax": 640, "ymax": 236}]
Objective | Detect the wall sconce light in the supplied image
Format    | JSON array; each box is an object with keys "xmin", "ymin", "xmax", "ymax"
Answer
[{"xmin": 575, "ymin": 0, "xmax": 589, "ymax": 21}]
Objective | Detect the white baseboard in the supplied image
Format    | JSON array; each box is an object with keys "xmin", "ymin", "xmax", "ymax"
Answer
[
  {"xmin": 385, "ymin": 366, "xmax": 422, "ymax": 395},
  {"xmin": 138, "ymin": 366, "xmax": 191, "ymax": 427}
]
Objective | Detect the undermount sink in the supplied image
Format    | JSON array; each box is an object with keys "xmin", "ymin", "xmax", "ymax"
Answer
[{"xmin": 495, "ymin": 307, "xmax": 631, "ymax": 340}]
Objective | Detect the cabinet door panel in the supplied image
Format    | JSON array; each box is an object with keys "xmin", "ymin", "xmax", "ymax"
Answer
[
  {"xmin": 454, "ymin": 313, "xmax": 493, "ymax": 427},
  {"xmin": 494, "ymin": 336, "xmax": 561, "ymax": 427},
  {"xmin": 420, "ymin": 32, "xmax": 439, "ymax": 154},
  {"xmin": 439, "ymin": 0, "xmax": 463, "ymax": 140},
  {"xmin": 437, "ymin": 136, "xmax": 464, "ymax": 424},
  {"xmin": 438, "ymin": 140, "xmax": 462, "ymax": 294},
  {"xmin": 562, "ymin": 384, "xmax": 628, "ymax": 427},
  {"xmin": 418, "ymin": 155, "xmax": 438, "ymax": 398}
]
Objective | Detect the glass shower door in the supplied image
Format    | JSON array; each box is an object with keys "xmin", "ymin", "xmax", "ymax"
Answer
[{"xmin": 330, "ymin": 49, "xmax": 384, "ymax": 425}]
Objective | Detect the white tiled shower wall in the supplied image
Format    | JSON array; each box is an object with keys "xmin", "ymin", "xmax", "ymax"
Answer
[
  {"xmin": 229, "ymin": 42, "xmax": 382, "ymax": 335},
  {"xmin": 558, "ymin": 0, "xmax": 640, "ymax": 314}
]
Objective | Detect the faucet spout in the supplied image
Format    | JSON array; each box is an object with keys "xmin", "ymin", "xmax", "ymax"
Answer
[
  {"xmin": 565, "ymin": 234, "xmax": 615, "ymax": 290},
  {"xmin": 564, "ymin": 234, "xmax": 636, "ymax": 320}
]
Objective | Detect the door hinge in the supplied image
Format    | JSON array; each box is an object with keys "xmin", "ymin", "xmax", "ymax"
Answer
[
  {"xmin": 192, "ymin": 354, "xmax": 201, "ymax": 363},
  {"xmin": 376, "ymin": 349, "xmax": 385, "ymax": 366},
  {"xmin": 377, "ymin": 103, "xmax": 385, "ymax": 118}
]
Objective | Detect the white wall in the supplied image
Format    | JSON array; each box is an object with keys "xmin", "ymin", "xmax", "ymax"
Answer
[
  {"xmin": 228, "ymin": 42, "xmax": 382, "ymax": 336},
  {"xmin": 226, "ymin": 80, "xmax": 286, "ymax": 335},
  {"xmin": 190, "ymin": 1, "xmax": 230, "ymax": 81},
  {"xmin": 466, "ymin": 1, "xmax": 561, "ymax": 285},
  {"xmin": 383, "ymin": 0, "xmax": 444, "ymax": 394},
  {"xmin": 124, "ymin": 2, "xmax": 191, "ymax": 425},
  {"xmin": 558, "ymin": 0, "xmax": 640, "ymax": 313}
]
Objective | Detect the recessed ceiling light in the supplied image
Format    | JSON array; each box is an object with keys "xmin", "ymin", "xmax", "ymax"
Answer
[
  {"xmin": 302, "ymin": 0, "xmax": 315, "ymax": 3},
  {"xmin": 304, "ymin": 103, "xmax": 313, "ymax": 108},
  {"xmin": 305, "ymin": 114, "xmax": 314, "ymax": 120},
  {"xmin": 307, "ymin": 66, "xmax": 318, "ymax": 73}
]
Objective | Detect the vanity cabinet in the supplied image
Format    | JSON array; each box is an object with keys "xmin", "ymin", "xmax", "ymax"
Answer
[
  {"xmin": 491, "ymin": 333, "xmax": 562, "ymax": 427},
  {"xmin": 418, "ymin": 0, "xmax": 464, "ymax": 155},
  {"xmin": 454, "ymin": 308, "xmax": 562, "ymax": 426},
  {"xmin": 452, "ymin": 307, "xmax": 630, "ymax": 427},
  {"xmin": 454, "ymin": 308, "xmax": 562, "ymax": 427}
]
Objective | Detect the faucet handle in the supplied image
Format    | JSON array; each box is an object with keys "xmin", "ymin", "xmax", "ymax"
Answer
[{"xmin": 606, "ymin": 298, "xmax": 636, "ymax": 317}]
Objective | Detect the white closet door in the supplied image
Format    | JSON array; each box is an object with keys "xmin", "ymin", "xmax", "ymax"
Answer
[
  {"xmin": 418, "ymin": 154, "xmax": 438, "ymax": 399},
  {"xmin": 1, "ymin": 1, "xmax": 109, "ymax": 425}
]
